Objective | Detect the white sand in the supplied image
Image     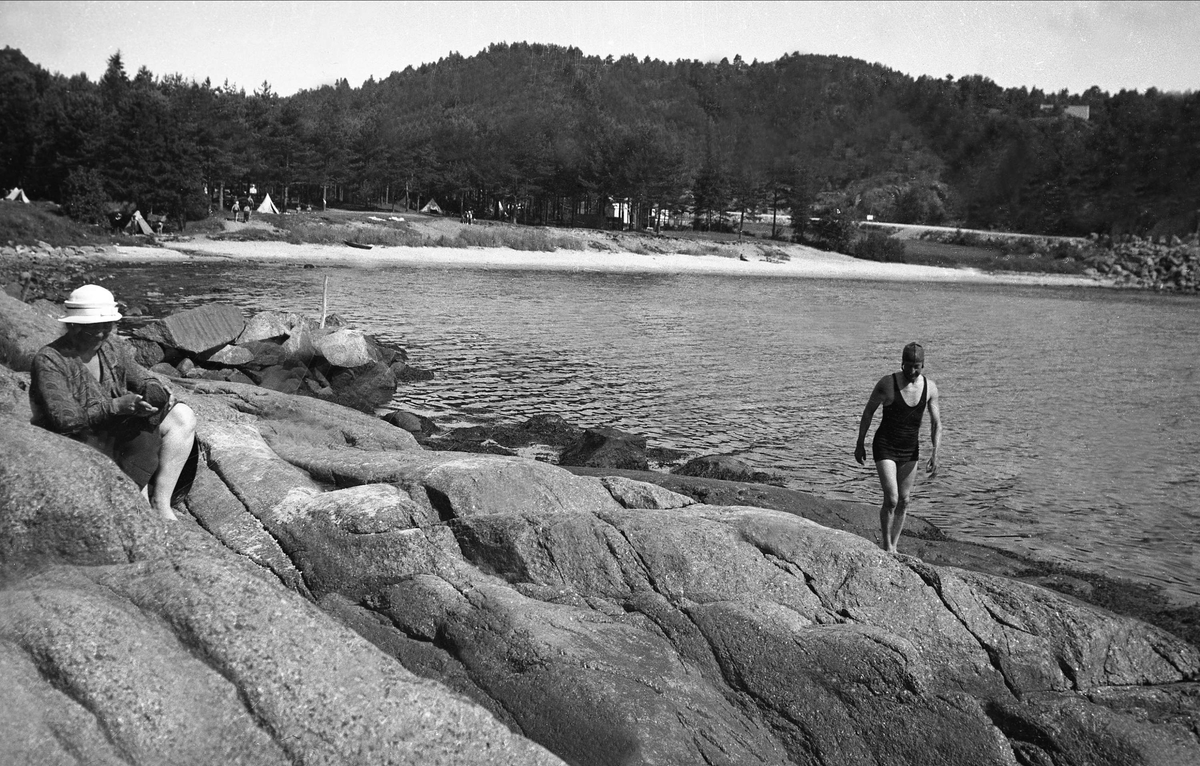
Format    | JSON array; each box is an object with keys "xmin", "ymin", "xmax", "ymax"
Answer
[{"xmin": 107, "ymin": 238, "xmax": 1104, "ymax": 288}]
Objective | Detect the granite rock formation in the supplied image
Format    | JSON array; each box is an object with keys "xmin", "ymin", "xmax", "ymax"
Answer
[
  {"xmin": 4, "ymin": 372, "xmax": 1196, "ymax": 764},
  {"xmin": 2, "ymin": 290, "xmax": 1199, "ymax": 765}
]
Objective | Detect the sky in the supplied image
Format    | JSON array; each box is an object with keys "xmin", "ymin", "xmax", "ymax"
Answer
[{"xmin": 3, "ymin": 1, "xmax": 1199, "ymax": 96}]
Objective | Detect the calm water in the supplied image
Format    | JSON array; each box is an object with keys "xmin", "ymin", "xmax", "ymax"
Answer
[{"xmin": 113, "ymin": 260, "xmax": 1200, "ymax": 605}]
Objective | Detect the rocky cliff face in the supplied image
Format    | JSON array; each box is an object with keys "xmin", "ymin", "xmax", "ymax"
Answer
[{"xmin": 3, "ymin": 357, "xmax": 1198, "ymax": 764}]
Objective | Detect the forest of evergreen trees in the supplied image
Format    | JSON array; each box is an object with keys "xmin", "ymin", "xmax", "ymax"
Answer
[{"xmin": 1, "ymin": 42, "xmax": 1197, "ymax": 237}]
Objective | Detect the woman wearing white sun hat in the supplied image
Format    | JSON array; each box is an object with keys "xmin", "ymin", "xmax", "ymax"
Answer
[{"xmin": 29, "ymin": 284, "xmax": 197, "ymax": 520}]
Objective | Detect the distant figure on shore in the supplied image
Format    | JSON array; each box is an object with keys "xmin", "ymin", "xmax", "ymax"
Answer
[
  {"xmin": 461, "ymin": 209, "xmax": 474, "ymax": 225},
  {"xmin": 232, "ymin": 198, "xmax": 241, "ymax": 223},
  {"xmin": 29, "ymin": 285, "xmax": 197, "ymax": 520},
  {"xmin": 243, "ymin": 201, "xmax": 252, "ymax": 223},
  {"xmin": 855, "ymin": 342, "xmax": 942, "ymax": 553},
  {"xmin": 107, "ymin": 211, "xmax": 132, "ymax": 234}
]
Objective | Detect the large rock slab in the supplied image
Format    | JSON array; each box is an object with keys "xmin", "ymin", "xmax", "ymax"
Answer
[
  {"xmin": 134, "ymin": 303, "xmax": 246, "ymax": 356},
  {"xmin": 672, "ymin": 453, "xmax": 784, "ymax": 485},
  {"xmin": 5, "ymin": 353, "xmax": 1199, "ymax": 766},
  {"xmin": 0, "ymin": 419, "xmax": 165, "ymax": 581},
  {"xmin": 0, "ymin": 537, "xmax": 564, "ymax": 766},
  {"xmin": 600, "ymin": 475, "xmax": 695, "ymax": 509}
]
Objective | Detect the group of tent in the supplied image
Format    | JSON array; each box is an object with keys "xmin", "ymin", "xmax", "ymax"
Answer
[
  {"xmin": 232, "ymin": 193, "xmax": 281, "ymax": 215},
  {"xmin": 238, "ymin": 193, "xmax": 442, "ymax": 215},
  {"xmin": 5, "ymin": 185, "xmax": 451, "ymax": 218}
]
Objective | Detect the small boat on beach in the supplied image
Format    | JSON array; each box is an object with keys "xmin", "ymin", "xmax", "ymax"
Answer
[{"xmin": 344, "ymin": 240, "xmax": 373, "ymax": 250}]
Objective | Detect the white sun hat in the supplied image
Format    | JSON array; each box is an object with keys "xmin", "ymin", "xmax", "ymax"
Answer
[{"xmin": 59, "ymin": 284, "xmax": 123, "ymax": 324}]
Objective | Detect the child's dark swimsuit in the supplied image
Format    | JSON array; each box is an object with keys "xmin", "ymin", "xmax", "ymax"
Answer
[{"xmin": 872, "ymin": 373, "xmax": 926, "ymax": 463}]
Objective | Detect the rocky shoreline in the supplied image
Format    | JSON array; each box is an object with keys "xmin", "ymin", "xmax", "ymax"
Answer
[
  {"xmin": 3, "ymin": 284, "xmax": 1200, "ymax": 764},
  {"xmin": 1081, "ymin": 235, "xmax": 1200, "ymax": 292}
]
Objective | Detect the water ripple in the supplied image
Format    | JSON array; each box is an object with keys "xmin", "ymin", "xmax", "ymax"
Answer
[{"xmin": 114, "ymin": 261, "xmax": 1200, "ymax": 605}]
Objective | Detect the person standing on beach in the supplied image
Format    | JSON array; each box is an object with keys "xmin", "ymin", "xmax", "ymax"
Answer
[{"xmin": 854, "ymin": 342, "xmax": 941, "ymax": 553}]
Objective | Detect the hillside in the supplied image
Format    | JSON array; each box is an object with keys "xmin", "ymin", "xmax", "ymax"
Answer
[{"xmin": 1, "ymin": 43, "xmax": 1197, "ymax": 238}]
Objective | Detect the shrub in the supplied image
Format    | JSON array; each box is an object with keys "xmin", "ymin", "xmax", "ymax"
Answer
[
  {"xmin": 848, "ymin": 232, "xmax": 907, "ymax": 262},
  {"xmin": 805, "ymin": 214, "xmax": 856, "ymax": 252}
]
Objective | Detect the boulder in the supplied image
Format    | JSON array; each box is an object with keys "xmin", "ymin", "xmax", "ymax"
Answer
[
  {"xmin": 238, "ymin": 311, "xmax": 291, "ymax": 343},
  {"xmin": 134, "ymin": 303, "xmax": 246, "ymax": 356},
  {"xmin": 203, "ymin": 344, "xmax": 255, "ymax": 366},
  {"xmin": 237, "ymin": 338, "xmax": 291, "ymax": 369},
  {"xmin": 395, "ymin": 362, "xmax": 435, "ymax": 382},
  {"xmin": 328, "ymin": 361, "xmax": 397, "ymax": 413},
  {"xmin": 558, "ymin": 426, "xmax": 649, "ymax": 470},
  {"xmin": 0, "ymin": 290, "xmax": 61, "ymax": 371},
  {"xmin": 498, "ymin": 414, "xmax": 584, "ymax": 449},
  {"xmin": 227, "ymin": 369, "xmax": 256, "ymax": 386},
  {"xmin": 255, "ymin": 364, "xmax": 305, "ymax": 395},
  {"xmin": 315, "ymin": 328, "xmax": 380, "ymax": 368},
  {"xmin": 383, "ymin": 409, "xmax": 440, "ymax": 436},
  {"xmin": 672, "ymin": 453, "xmax": 784, "ymax": 485},
  {"xmin": 281, "ymin": 322, "xmax": 318, "ymax": 364},
  {"xmin": 599, "ymin": 475, "xmax": 695, "ymax": 509},
  {"xmin": 0, "ymin": 365, "xmax": 30, "ymax": 419},
  {"xmin": 28, "ymin": 298, "xmax": 65, "ymax": 320},
  {"xmin": 0, "ymin": 419, "xmax": 166, "ymax": 581},
  {"xmin": 127, "ymin": 337, "xmax": 166, "ymax": 367}
]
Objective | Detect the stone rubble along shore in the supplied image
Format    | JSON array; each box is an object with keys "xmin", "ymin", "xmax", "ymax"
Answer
[
  {"xmin": 2, "ymin": 290, "xmax": 1199, "ymax": 766},
  {"xmin": 1081, "ymin": 235, "xmax": 1200, "ymax": 292},
  {"xmin": 124, "ymin": 302, "xmax": 432, "ymax": 414}
]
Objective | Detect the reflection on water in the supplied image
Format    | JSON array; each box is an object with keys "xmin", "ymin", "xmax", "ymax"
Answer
[{"xmin": 114, "ymin": 260, "xmax": 1200, "ymax": 604}]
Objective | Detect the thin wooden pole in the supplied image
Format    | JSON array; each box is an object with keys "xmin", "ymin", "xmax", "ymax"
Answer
[{"xmin": 320, "ymin": 275, "xmax": 329, "ymax": 328}]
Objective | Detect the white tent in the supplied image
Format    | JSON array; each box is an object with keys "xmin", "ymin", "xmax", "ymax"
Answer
[
  {"xmin": 256, "ymin": 193, "xmax": 280, "ymax": 215},
  {"xmin": 128, "ymin": 210, "xmax": 154, "ymax": 235},
  {"xmin": 420, "ymin": 198, "xmax": 443, "ymax": 215},
  {"xmin": 5, "ymin": 188, "xmax": 30, "ymax": 203}
]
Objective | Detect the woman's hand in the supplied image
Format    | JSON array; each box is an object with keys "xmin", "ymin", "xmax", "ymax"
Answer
[{"xmin": 114, "ymin": 394, "xmax": 158, "ymax": 416}]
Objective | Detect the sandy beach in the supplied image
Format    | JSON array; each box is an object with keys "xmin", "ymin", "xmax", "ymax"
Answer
[{"xmin": 107, "ymin": 234, "xmax": 1106, "ymax": 288}]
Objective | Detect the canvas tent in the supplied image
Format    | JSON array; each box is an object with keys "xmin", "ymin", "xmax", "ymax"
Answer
[
  {"xmin": 256, "ymin": 193, "xmax": 280, "ymax": 214},
  {"xmin": 128, "ymin": 210, "xmax": 154, "ymax": 235},
  {"xmin": 5, "ymin": 188, "xmax": 30, "ymax": 203},
  {"xmin": 420, "ymin": 198, "xmax": 443, "ymax": 215}
]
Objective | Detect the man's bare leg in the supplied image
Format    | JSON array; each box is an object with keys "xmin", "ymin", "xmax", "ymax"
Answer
[
  {"xmin": 876, "ymin": 460, "xmax": 899, "ymax": 551},
  {"xmin": 150, "ymin": 403, "xmax": 196, "ymax": 520},
  {"xmin": 875, "ymin": 459, "xmax": 918, "ymax": 552}
]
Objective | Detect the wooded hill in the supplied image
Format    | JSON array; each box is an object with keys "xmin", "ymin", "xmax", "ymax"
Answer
[{"xmin": 1, "ymin": 42, "xmax": 1196, "ymax": 237}]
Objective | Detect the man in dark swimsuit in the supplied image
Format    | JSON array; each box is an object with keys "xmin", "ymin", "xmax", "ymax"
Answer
[{"xmin": 854, "ymin": 342, "xmax": 942, "ymax": 553}]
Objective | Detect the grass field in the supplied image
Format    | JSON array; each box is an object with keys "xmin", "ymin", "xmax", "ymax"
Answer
[{"xmin": 892, "ymin": 238, "xmax": 1090, "ymax": 274}]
